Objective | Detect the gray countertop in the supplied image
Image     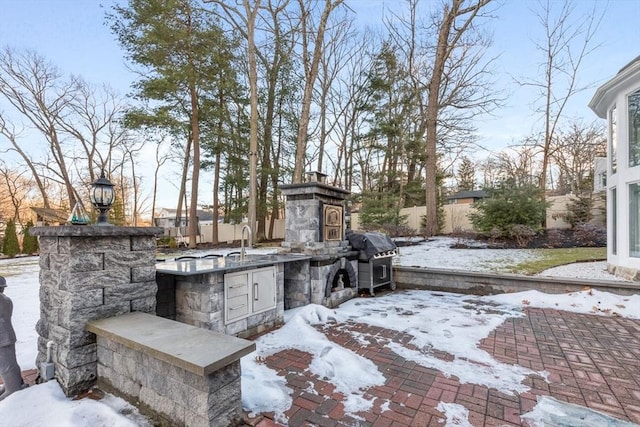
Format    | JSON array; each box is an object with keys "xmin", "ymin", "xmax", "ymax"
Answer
[{"xmin": 156, "ymin": 253, "xmax": 312, "ymax": 276}]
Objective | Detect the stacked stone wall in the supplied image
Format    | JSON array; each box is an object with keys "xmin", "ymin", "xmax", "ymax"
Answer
[
  {"xmin": 171, "ymin": 264, "xmax": 285, "ymax": 338},
  {"xmin": 30, "ymin": 226, "xmax": 162, "ymax": 396},
  {"xmin": 95, "ymin": 336, "xmax": 242, "ymax": 427}
]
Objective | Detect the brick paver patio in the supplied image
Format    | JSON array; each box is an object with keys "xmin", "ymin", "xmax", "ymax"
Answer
[{"xmin": 248, "ymin": 306, "xmax": 640, "ymax": 427}]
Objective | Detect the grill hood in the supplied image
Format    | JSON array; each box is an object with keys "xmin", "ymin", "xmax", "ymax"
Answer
[{"xmin": 346, "ymin": 231, "xmax": 397, "ymax": 259}]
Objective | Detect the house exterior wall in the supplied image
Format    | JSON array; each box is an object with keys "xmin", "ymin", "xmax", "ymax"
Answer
[{"xmin": 590, "ymin": 59, "xmax": 640, "ymax": 281}]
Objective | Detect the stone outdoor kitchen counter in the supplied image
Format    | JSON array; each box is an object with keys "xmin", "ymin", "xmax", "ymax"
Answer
[{"xmin": 155, "ymin": 253, "xmax": 312, "ymax": 275}]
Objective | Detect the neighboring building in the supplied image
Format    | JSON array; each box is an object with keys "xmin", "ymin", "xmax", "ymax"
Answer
[
  {"xmin": 589, "ymin": 56, "xmax": 640, "ymax": 281},
  {"xmin": 445, "ymin": 190, "xmax": 487, "ymax": 205},
  {"xmin": 31, "ymin": 207, "xmax": 69, "ymax": 226},
  {"xmin": 593, "ymin": 157, "xmax": 607, "ymax": 193},
  {"xmin": 154, "ymin": 208, "xmax": 215, "ymax": 228}
]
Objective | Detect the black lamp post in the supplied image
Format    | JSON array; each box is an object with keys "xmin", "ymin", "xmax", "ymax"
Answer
[{"xmin": 90, "ymin": 170, "xmax": 115, "ymax": 226}]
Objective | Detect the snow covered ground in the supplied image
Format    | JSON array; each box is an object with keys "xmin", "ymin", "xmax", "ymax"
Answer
[
  {"xmin": 0, "ymin": 238, "xmax": 636, "ymax": 426},
  {"xmin": 393, "ymin": 236, "xmax": 628, "ymax": 282}
]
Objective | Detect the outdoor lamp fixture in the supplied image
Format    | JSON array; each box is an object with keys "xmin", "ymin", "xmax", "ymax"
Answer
[{"xmin": 90, "ymin": 170, "xmax": 115, "ymax": 226}]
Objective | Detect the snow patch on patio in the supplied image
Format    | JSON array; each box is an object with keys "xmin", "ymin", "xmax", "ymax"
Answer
[
  {"xmin": 241, "ymin": 304, "xmax": 385, "ymax": 422},
  {"xmin": 521, "ymin": 396, "xmax": 640, "ymax": 427},
  {"xmin": 437, "ymin": 401, "xmax": 473, "ymax": 427},
  {"xmin": 485, "ymin": 288, "xmax": 640, "ymax": 319},
  {"xmin": 335, "ymin": 291, "xmax": 546, "ymax": 395}
]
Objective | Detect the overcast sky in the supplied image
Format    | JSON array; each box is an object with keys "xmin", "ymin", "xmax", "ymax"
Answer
[{"xmin": 1, "ymin": 0, "xmax": 638, "ymax": 211}]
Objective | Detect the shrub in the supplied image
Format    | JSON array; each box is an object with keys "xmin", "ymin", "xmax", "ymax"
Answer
[
  {"xmin": 469, "ymin": 179, "xmax": 549, "ymax": 239},
  {"xmin": 564, "ymin": 195, "xmax": 593, "ymax": 228},
  {"xmin": 545, "ymin": 228, "xmax": 564, "ymax": 248},
  {"xmin": 509, "ymin": 224, "xmax": 537, "ymax": 248},
  {"xmin": 21, "ymin": 220, "xmax": 39, "ymax": 254},
  {"xmin": 573, "ymin": 223, "xmax": 606, "ymax": 247},
  {"xmin": 2, "ymin": 219, "xmax": 20, "ymax": 257},
  {"xmin": 382, "ymin": 223, "xmax": 415, "ymax": 238}
]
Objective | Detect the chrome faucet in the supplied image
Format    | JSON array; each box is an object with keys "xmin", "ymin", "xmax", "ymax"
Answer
[{"xmin": 240, "ymin": 224, "xmax": 252, "ymax": 262}]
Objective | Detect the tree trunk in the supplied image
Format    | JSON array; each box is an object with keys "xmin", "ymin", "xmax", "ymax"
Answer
[
  {"xmin": 292, "ymin": 0, "xmax": 343, "ymax": 183},
  {"xmin": 188, "ymin": 82, "xmax": 200, "ymax": 249},
  {"xmin": 244, "ymin": 0, "xmax": 260, "ymax": 242}
]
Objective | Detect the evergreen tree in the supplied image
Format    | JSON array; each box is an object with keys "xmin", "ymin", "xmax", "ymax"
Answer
[
  {"xmin": 469, "ymin": 179, "xmax": 550, "ymax": 238},
  {"xmin": 564, "ymin": 195, "xmax": 594, "ymax": 228},
  {"xmin": 358, "ymin": 192, "xmax": 407, "ymax": 231},
  {"xmin": 21, "ymin": 220, "xmax": 39, "ymax": 254},
  {"xmin": 457, "ymin": 157, "xmax": 476, "ymax": 192},
  {"xmin": 109, "ymin": 196, "xmax": 127, "ymax": 226},
  {"xmin": 360, "ymin": 43, "xmax": 415, "ymax": 201},
  {"xmin": 109, "ymin": 0, "xmax": 236, "ymax": 248},
  {"xmin": 2, "ymin": 219, "xmax": 20, "ymax": 257}
]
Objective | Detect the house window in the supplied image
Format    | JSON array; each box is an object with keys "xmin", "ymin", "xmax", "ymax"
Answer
[
  {"xmin": 629, "ymin": 90, "xmax": 640, "ymax": 167},
  {"xmin": 612, "ymin": 188, "xmax": 617, "ymax": 255},
  {"xmin": 610, "ymin": 105, "xmax": 617, "ymax": 174},
  {"xmin": 631, "ymin": 183, "xmax": 640, "ymax": 258}
]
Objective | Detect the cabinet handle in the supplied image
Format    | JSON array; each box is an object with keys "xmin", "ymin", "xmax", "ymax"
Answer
[
  {"xmin": 230, "ymin": 304, "xmax": 246, "ymax": 311},
  {"xmin": 254, "ymin": 282, "xmax": 259, "ymax": 300},
  {"xmin": 380, "ymin": 265, "xmax": 387, "ymax": 279}
]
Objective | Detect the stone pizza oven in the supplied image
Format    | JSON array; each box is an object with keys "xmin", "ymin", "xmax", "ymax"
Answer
[{"xmin": 280, "ymin": 172, "xmax": 359, "ymax": 308}]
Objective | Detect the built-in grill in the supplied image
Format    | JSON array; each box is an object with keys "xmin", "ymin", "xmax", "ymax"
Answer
[{"xmin": 347, "ymin": 231, "xmax": 398, "ymax": 295}]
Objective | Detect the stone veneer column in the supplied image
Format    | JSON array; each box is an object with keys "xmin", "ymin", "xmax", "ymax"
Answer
[{"xmin": 29, "ymin": 226, "xmax": 163, "ymax": 397}]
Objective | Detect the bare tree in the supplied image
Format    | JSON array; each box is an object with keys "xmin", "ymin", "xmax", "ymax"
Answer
[
  {"xmin": 291, "ymin": 0, "xmax": 345, "ymax": 183},
  {"xmin": 0, "ymin": 48, "xmax": 78, "ymax": 208},
  {"xmin": 550, "ymin": 120, "xmax": 606, "ymax": 195},
  {"xmin": 0, "ymin": 161, "xmax": 33, "ymax": 225},
  {"xmin": 422, "ymin": 0, "xmax": 493, "ymax": 236},
  {"xmin": 519, "ymin": 0, "xmax": 602, "ymax": 211},
  {"xmin": 151, "ymin": 139, "xmax": 170, "ymax": 224},
  {"xmin": 212, "ymin": 0, "xmax": 261, "ymax": 240},
  {"xmin": 315, "ymin": 11, "xmax": 355, "ymax": 174},
  {"xmin": 494, "ymin": 145, "xmax": 542, "ymax": 186},
  {"xmin": 0, "ymin": 115, "xmax": 51, "ymax": 208}
]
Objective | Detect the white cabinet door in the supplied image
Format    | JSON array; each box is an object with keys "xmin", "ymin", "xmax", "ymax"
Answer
[
  {"xmin": 224, "ymin": 266, "xmax": 276, "ymax": 324},
  {"xmin": 251, "ymin": 267, "xmax": 276, "ymax": 313}
]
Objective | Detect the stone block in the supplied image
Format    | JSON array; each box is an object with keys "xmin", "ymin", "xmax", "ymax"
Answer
[
  {"xmin": 225, "ymin": 318, "xmax": 247, "ymax": 336},
  {"xmin": 182, "ymin": 290, "xmax": 202, "ymax": 312},
  {"xmin": 50, "ymin": 322, "xmax": 95, "ymax": 349},
  {"xmin": 58, "ymin": 343, "xmax": 98, "ymax": 368},
  {"xmin": 131, "ymin": 296, "xmax": 156, "ymax": 313},
  {"xmin": 105, "ymin": 250, "xmax": 156, "ymax": 267},
  {"xmin": 140, "ymin": 386, "xmax": 186, "ymax": 424},
  {"xmin": 57, "ymin": 362, "xmax": 98, "ymax": 397},
  {"xmin": 300, "ymin": 229, "xmax": 319, "ymax": 244},
  {"xmin": 68, "ymin": 252, "xmax": 104, "ymax": 272},
  {"xmin": 49, "ymin": 253, "xmax": 72, "ymax": 274},
  {"xmin": 64, "ymin": 269, "xmax": 131, "ymax": 291},
  {"xmin": 60, "ymin": 302, "xmax": 130, "ymax": 332},
  {"xmin": 112, "ymin": 351, "xmax": 138, "ymax": 380},
  {"xmin": 96, "ymin": 342, "xmax": 114, "ymax": 367},
  {"xmin": 131, "ymin": 236, "xmax": 156, "ymax": 251},
  {"xmin": 55, "ymin": 237, "xmax": 71, "ymax": 254},
  {"xmin": 183, "ymin": 412, "xmax": 210, "ymax": 427},
  {"xmin": 38, "ymin": 236, "xmax": 59, "ymax": 254},
  {"xmin": 39, "ymin": 253, "xmax": 51, "ymax": 270},
  {"xmin": 131, "ymin": 265, "xmax": 156, "ymax": 282},
  {"xmin": 103, "ymin": 282, "xmax": 156, "ymax": 304},
  {"xmin": 207, "ymin": 379, "xmax": 242, "ymax": 419},
  {"xmin": 60, "ymin": 288, "xmax": 104, "ymax": 311},
  {"xmin": 39, "ymin": 269, "xmax": 61, "ymax": 291},
  {"xmin": 39, "ymin": 284, "xmax": 62, "ymax": 313},
  {"xmin": 145, "ymin": 356, "xmax": 185, "ymax": 382},
  {"xmin": 69, "ymin": 236, "xmax": 130, "ymax": 253}
]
